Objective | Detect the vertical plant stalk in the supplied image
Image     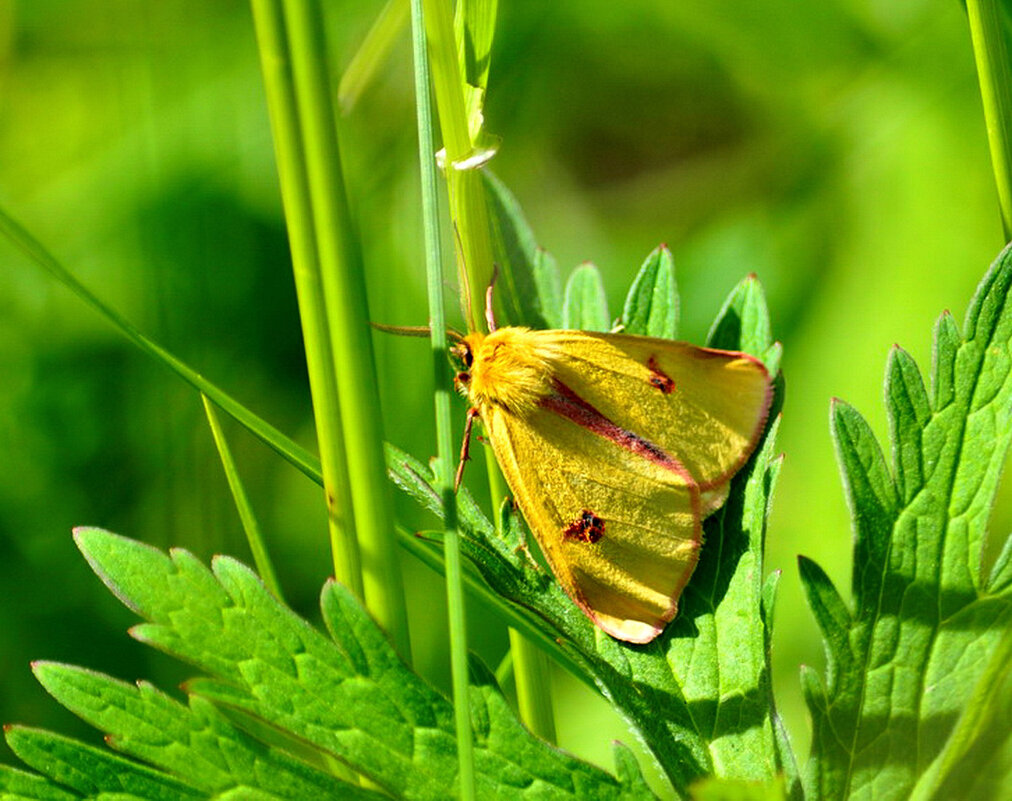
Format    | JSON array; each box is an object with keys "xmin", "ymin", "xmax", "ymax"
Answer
[
  {"xmin": 427, "ymin": 0, "xmax": 556, "ymax": 741},
  {"xmin": 248, "ymin": 0, "xmax": 363, "ymax": 599},
  {"xmin": 202, "ymin": 394, "xmax": 285, "ymax": 602},
  {"xmin": 967, "ymin": 0, "xmax": 1012, "ymax": 239},
  {"xmin": 422, "ymin": 0, "xmax": 495, "ymax": 331},
  {"xmin": 282, "ymin": 0, "xmax": 411, "ymax": 659},
  {"xmin": 410, "ymin": 0, "xmax": 476, "ymax": 796}
]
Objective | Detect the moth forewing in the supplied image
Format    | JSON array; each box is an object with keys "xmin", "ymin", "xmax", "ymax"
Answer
[{"xmin": 460, "ymin": 327, "xmax": 773, "ymax": 643}]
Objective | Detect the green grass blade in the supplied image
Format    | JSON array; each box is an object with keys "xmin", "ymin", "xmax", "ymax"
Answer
[
  {"xmin": 338, "ymin": 0, "xmax": 409, "ymax": 112},
  {"xmin": 284, "ymin": 0, "xmax": 409, "ymax": 657},
  {"xmin": 201, "ymin": 394, "xmax": 284, "ymax": 602},
  {"xmin": 0, "ymin": 204, "xmax": 322, "ymax": 484},
  {"xmin": 410, "ymin": 0, "xmax": 475, "ymax": 793},
  {"xmin": 249, "ymin": 0, "xmax": 363, "ymax": 598}
]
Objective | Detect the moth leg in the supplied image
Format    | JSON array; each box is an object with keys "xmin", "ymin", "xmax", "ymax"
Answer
[
  {"xmin": 454, "ymin": 408, "xmax": 480, "ymax": 491},
  {"xmin": 514, "ymin": 530, "xmax": 541, "ymax": 571}
]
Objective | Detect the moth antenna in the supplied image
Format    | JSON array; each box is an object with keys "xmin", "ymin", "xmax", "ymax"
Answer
[
  {"xmin": 371, "ymin": 321, "xmax": 464, "ymax": 343},
  {"xmin": 485, "ymin": 263, "xmax": 500, "ymax": 332},
  {"xmin": 370, "ymin": 322, "xmax": 432, "ymax": 337},
  {"xmin": 454, "ymin": 408, "xmax": 480, "ymax": 491}
]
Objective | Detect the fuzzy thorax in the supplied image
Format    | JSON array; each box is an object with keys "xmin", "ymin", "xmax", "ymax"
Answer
[{"xmin": 463, "ymin": 327, "xmax": 557, "ymax": 416}]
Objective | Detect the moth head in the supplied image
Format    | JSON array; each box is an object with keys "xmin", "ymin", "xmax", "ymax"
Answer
[
  {"xmin": 449, "ymin": 333, "xmax": 478, "ymax": 397},
  {"xmin": 465, "ymin": 328, "xmax": 556, "ymax": 415}
]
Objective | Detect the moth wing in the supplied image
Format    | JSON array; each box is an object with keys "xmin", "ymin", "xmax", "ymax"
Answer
[
  {"xmin": 482, "ymin": 402, "xmax": 701, "ymax": 644},
  {"xmin": 545, "ymin": 331, "xmax": 773, "ymax": 512}
]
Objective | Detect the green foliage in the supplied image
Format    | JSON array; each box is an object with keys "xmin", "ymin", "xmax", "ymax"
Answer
[
  {"xmin": 0, "ymin": 528, "xmax": 652, "ymax": 800},
  {"xmin": 799, "ymin": 243, "xmax": 1012, "ymax": 801},
  {"xmin": 622, "ymin": 245, "xmax": 678, "ymax": 339},
  {"xmin": 7, "ymin": 156, "xmax": 1012, "ymax": 797},
  {"xmin": 562, "ymin": 263, "xmax": 610, "ymax": 331}
]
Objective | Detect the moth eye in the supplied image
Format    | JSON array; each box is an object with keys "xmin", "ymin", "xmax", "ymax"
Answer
[
  {"xmin": 463, "ymin": 348, "xmax": 474, "ymax": 368},
  {"xmin": 563, "ymin": 509, "xmax": 606, "ymax": 544}
]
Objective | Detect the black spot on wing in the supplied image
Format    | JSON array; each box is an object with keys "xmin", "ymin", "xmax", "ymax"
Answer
[
  {"xmin": 647, "ymin": 356, "xmax": 676, "ymax": 394},
  {"xmin": 563, "ymin": 509, "xmax": 606, "ymax": 544}
]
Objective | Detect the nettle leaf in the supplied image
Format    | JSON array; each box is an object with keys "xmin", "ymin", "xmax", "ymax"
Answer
[
  {"xmin": 390, "ymin": 275, "xmax": 792, "ymax": 797},
  {"xmin": 0, "ymin": 763, "xmax": 79, "ymax": 800},
  {"xmin": 801, "ymin": 242, "xmax": 1012, "ymax": 801},
  {"xmin": 562, "ymin": 263, "xmax": 610, "ymax": 331},
  {"xmin": 483, "ymin": 170, "xmax": 563, "ymax": 329},
  {"xmin": 621, "ymin": 245, "xmax": 678, "ymax": 339},
  {"xmin": 5, "ymin": 725, "xmax": 203, "ymax": 799},
  {"xmin": 32, "ymin": 527, "xmax": 650, "ymax": 800}
]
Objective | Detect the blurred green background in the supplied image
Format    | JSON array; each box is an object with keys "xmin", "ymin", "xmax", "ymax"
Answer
[{"xmin": 1, "ymin": 0, "xmax": 1009, "ymax": 794}]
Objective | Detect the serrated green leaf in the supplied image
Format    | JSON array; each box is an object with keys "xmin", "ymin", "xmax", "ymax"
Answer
[
  {"xmin": 830, "ymin": 399, "xmax": 897, "ymax": 613},
  {"xmin": 886, "ymin": 347, "xmax": 932, "ymax": 504},
  {"xmin": 31, "ymin": 664, "xmax": 364, "ymax": 800},
  {"xmin": 910, "ymin": 621, "xmax": 1012, "ymax": 801},
  {"xmin": 5, "ymin": 727, "xmax": 202, "ymax": 800},
  {"xmin": 0, "ymin": 765, "xmax": 78, "ymax": 800},
  {"xmin": 482, "ymin": 171, "xmax": 562, "ymax": 329},
  {"xmin": 933, "ymin": 311, "xmax": 961, "ymax": 410},
  {"xmin": 562, "ymin": 263, "xmax": 609, "ymax": 331},
  {"xmin": 707, "ymin": 274, "xmax": 773, "ymax": 365},
  {"xmin": 988, "ymin": 533, "xmax": 1012, "ymax": 592},
  {"xmin": 797, "ymin": 557, "xmax": 852, "ymax": 690},
  {"xmin": 621, "ymin": 245, "xmax": 678, "ymax": 338},
  {"xmin": 611, "ymin": 742, "xmax": 653, "ymax": 795},
  {"xmin": 803, "ymin": 243, "xmax": 1012, "ymax": 801},
  {"xmin": 71, "ymin": 529, "xmax": 651, "ymax": 800}
]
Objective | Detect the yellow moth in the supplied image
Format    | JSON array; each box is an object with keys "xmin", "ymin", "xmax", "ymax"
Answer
[{"xmin": 452, "ymin": 325, "xmax": 773, "ymax": 644}]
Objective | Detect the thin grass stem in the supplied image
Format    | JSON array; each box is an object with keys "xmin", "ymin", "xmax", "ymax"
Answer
[
  {"xmin": 410, "ymin": 0, "xmax": 475, "ymax": 794},
  {"xmin": 202, "ymin": 394, "xmax": 285, "ymax": 602},
  {"xmin": 967, "ymin": 0, "xmax": 1012, "ymax": 239}
]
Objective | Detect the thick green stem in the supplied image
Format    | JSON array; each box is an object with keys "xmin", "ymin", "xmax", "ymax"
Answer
[
  {"xmin": 422, "ymin": 0, "xmax": 494, "ymax": 331},
  {"xmin": 967, "ymin": 0, "xmax": 1012, "ymax": 239},
  {"xmin": 283, "ymin": 0, "xmax": 410, "ymax": 658},
  {"xmin": 411, "ymin": 0, "xmax": 476, "ymax": 795},
  {"xmin": 249, "ymin": 0, "xmax": 363, "ymax": 599}
]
